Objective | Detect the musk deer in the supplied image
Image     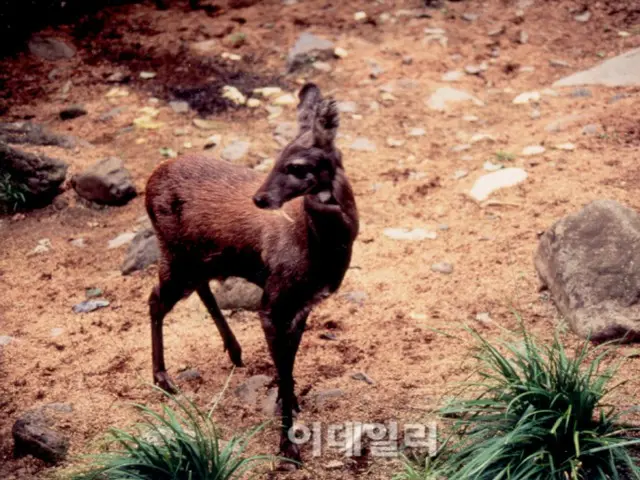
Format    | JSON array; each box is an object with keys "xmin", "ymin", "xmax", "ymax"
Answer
[{"xmin": 145, "ymin": 83, "xmax": 359, "ymax": 464}]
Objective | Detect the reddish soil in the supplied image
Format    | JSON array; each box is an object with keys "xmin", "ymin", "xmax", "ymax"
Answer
[{"xmin": 1, "ymin": 0, "xmax": 640, "ymax": 478}]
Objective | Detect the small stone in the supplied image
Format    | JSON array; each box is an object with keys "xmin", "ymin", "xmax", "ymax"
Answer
[
  {"xmin": 105, "ymin": 87, "xmax": 129, "ymax": 98},
  {"xmin": 549, "ymin": 59, "xmax": 571, "ymax": 68},
  {"xmin": 272, "ymin": 93, "xmax": 296, "ymax": 106},
  {"xmin": 350, "ymin": 137, "xmax": 376, "ymax": 152},
  {"xmin": 522, "ymin": 145, "xmax": 545, "ymax": 156},
  {"xmin": 453, "ymin": 169, "xmax": 468, "ymax": 179},
  {"xmin": 139, "ymin": 71, "xmax": 156, "ymax": 80},
  {"xmin": 354, "ymin": 11, "xmax": 367, "ymax": 21},
  {"xmin": 222, "ymin": 141, "xmax": 251, "ymax": 163},
  {"xmin": 337, "ymin": 101, "xmax": 357, "ymax": 113},
  {"xmin": 72, "ymin": 157, "xmax": 137, "ymax": 206},
  {"xmin": 427, "ymin": 87, "xmax": 484, "ymax": 111},
  {"xmin": 334, "ymin": 47, "xmax": 348, "ymax": 58},
  {"xmin": 518, "ymin": 30, "xmax": 529, "ymax": 44},
  {"xmin": 571, "ymin": 88, "xmax": 592, "ymax": 98},
  {"xmin": 483, "ymin": 161, "xmax": 503, "ymax": 172},
  {"xmin": 160, "ymin": 147, "xmax": 178, "ymax": 158},
  {"xmin": 488, "ymin": 26, "xmax": 505, "ymax": 36},
  {"xmin": 70, "ymin": 238, "xmax": 86, "ymax": 248},
  {"xmin": 368, "ymin": 61, "xmax": 384, "ymax": 79},
  {"xmin": 462, "ymin": 12, "xmax": 479, "ymax": 22},
  {"xmin": 193, "ymin": 118, "xmax": 219, "ymax": 130},
  {"xmin": 313, "ymin": 388, "xmax": 345, "ymax": 407},
  {"xmin": 343, "ymin": 291, "xmax": 367, "ymax": 305},
  {"xmin": 85, "ymin": 287, "xmax": 103, "ymax": 298},
  {"xmin": 223, "ymin": 32, "xmax": 247, "ymax": 48},
  {"xmin": 253, "ymin": 86, "xmax": 282, "ymax": 97},
  {"xmin": 287, "ymin": 32, "xmax": 335, "ymax": 72},
  {"xmin": 325, "ymin": 460, "xmax": 344, "ymax": 470},
  {"xmin": 530, "ymin": 109, "xmax": 541, "ymax": 119},
  {"xmin": 431, "ymin": 262, "xmax": 454, "ymax": 274},
  {"xmin": 121, "ymin": 228, "xmax": 160, "ymax": 275},
  {"xmin": 320, "ymin": 332, "xmax": 338, "ymax": 341},
  {"xmin": 520, "ymin": 65, "xmax": 535, "ymax": 73},
  {"xmin": 106, "ymin": 71, "xmax": 129, "ymax": 83},
  {"xmin": 312, "ymin": 61, "xmax": 332, "ymax": 72},
  {"xmin": 402, "ymin": 56, "xmax": 413, "ymax": 65},
  {"xmin": 12, "ymin": 410, "xmax": 69, "ymax": 464},
  {"xmin": 222, "ymin": 85, "xmax": 246, "ymax": 106},
  {"xmin": 212, "ymin": 277, "xmax": 263, "ymax": 311},
  {"xmin": 351, "ymin": 372, "xmax": 375, "ymax": 385},
  {"xmin": 59, "ymin": 105, "xmax": 87, "ymax": 120},
  {"xmin": 475, "ymin": 312, "xmax": 492, "ymax": 324},
  {"xmin": 469, "ymin": 168, "xmax": 528, "ymax": 202},
  {"xmin": 176, "ymin": 369, "xmax": 203, "ymax": 382},
  {"xmin": 50, "ymin": 328, "xmax": 64, "ymax": 338},
  {"xmin": 513, "ymin": 91, "xmax": 540, "ymax": 104},
  {"xmin": 463, "ymin": 115, "xmax": 479, "ymax": 122},
  {"xmin": 409, "ymin": 127, "xmax": 426, "ymax": 137},
  {"xmin": 27, "ymin": 239, "xmax": 52, "ymax": 257},
  {"xmin": 451, "ymin": 144, "xmax": 471, "ymax": 152},
  {"xmin": 0, "ymin": 336, "xmax": 14, "ymax": 346},
  {"xmin": 386, "ymin": 137, "xmax": 405, "ymax": 148},
  {"xmin": 574, "ymin": 10, "xmax": 591, "ymax": 23},
  {"xmin": 108, "ymin": 232, "xmax": 136, "ymax": 249},
  {"xmin": 235, "ymin": 375, "xmax": 273, "ymax": 405},
  {"xmin": 465, "ymin": 63, "xmax": 488, "ymax": 75},
  {"xmin": 441, "ymin": 70, "xmax": 463, "ymax": 82},
  {"xmin": 221, "ymin": 52, "xmax": 242, "ymax": 61},
  {"xmin": 169, "ymin": 101, "xmax": 190, "ymax": 114},
  {"xmin": 204, "ymin": 135, "xmax": 222, "ymax": 149},
  {"xmin": 72, "ymin": 299, "xmax": 110, "ymax": 314},
  {"xmin": 582, "ymin": 124, "xmax": 599, "ymax": 136},
  {"xmin": 470, "ymin": 133, "xmax": 495, "ymax": 144},
  {"xmin": 555, "ymin": 142, "xmax": 576, "ymax": 151},
  {"xmin": 384, "ymin": 228, "xmax": 437, "ymax": 241},
  {"xmin": 246, "ymin": 98, "xmax": 261, "ymax": 108}
]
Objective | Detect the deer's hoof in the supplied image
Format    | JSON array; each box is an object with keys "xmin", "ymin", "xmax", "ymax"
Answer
[
  {"xmin": 154, "ymin": 371, "xmax": 177, "ymax": 394},
  {"xmin": 278, "ymin": 441, "xmax": 302, "ymax": 470},
  {"xmin": 225, "ymin": 343, "xmax": 244, "ymax": 368}
]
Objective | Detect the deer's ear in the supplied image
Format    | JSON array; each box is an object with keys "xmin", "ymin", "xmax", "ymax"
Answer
[
  {"xmin": 297, "ymin": 83, "xmax": 322, "ymax": 133},
  {"xmin": 313, "ymin": 97, "xmax": 339, "ymax": 149}
]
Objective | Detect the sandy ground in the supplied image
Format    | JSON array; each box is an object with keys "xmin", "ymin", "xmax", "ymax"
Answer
[{"xmin": 1, "ymin": 0, "xmax": 640, "ymax": 478}]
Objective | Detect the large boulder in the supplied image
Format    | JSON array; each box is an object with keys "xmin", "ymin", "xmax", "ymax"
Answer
[
  {"xmin": 12, "ymin": 405, "xmax": 72, "ymax": 464},
  {"xmin": 0, "ymin": 143, "xmax": 68, "ymax": 207},
  {"xmin": 0, "ymin": 122, "xmax": 76, "ymax": 148},
  {"xmin": 535, "ymin": 200, "xmax": 640, "ymax": 342},
  {"xmin": 72, "ymin": 157, "xmax": 137, "ymax": 205},
  {"xmin": 553, "ymin": 47, "xmax": 640, "ymax": 88}
]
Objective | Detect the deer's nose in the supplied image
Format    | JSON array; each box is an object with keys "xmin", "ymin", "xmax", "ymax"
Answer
[{"xmin": 253, "ymin": 193, "xmax": 271, "ymax": 209}]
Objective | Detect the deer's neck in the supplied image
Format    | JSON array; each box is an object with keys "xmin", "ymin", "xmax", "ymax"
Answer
[{"xmin": 303, "ymin": 168, "xmax": 359, "ymax": 256}]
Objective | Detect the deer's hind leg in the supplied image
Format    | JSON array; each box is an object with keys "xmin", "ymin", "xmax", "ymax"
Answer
[{"xmin": 196, "ymin": 283, "xmax": 244, "ymax": 367}]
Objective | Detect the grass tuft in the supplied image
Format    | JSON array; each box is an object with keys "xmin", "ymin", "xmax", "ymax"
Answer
[
  {"xmin": 73, "ymin": 387, "xmax": 272, "ymax": 480},
  {"xmin": 399, "ymin": 323, "xmax": 640, "ymax": 480},
  {"xmin": 0, "ymin": 172, "xmax": 28, "ymax": 212}
]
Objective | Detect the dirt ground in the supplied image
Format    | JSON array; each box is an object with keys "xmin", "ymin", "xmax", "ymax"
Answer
[{"xmin": 1, "ymin": 0, "xmax": 640, "ymax": 478}]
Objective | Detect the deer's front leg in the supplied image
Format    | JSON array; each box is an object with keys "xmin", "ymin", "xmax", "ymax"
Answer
[{"xmin": 260, "ymin": 307, "xmax": 310, "ymax": 468}]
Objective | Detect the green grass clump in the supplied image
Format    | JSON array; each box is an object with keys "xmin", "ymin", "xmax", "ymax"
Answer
[
  {"xmin": 398, "ymin": 325, "xmax": 640, "ymax": 480},
  {"xmin": 495, "ymin": 151, "xmax": 516, "ymax": 162},
  {"xmin": 0, "ymin": 172, "xmax": 28, "ymax": 212},
  {"xmin": 73, "ymin": 388, "xmax": 271, "ymax": 480}
]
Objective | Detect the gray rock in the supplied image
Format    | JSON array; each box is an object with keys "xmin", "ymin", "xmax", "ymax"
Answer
[
  {"xmin": 312, "ymin": 388, "xmax": 345, "ymax": 408},
  {"xmin": 609, "ymin": 93, "xmax": 628, "ymax": 104},
  {"xmin": 72, "ymin": 157, "xmax": 137, "ymax": 205},
  {"xmin": 59, "ymin": 105, "xmax": 87, "ymax": 120},
  {"xmin": 121, "ymin": 228, "xmax": 160, "ymax": 275},
  {"xmin": 442, "ymin": 70, "xmax": 463, "ymax": 82},
  {"xmin": 287, "ymin": 32, "xmax": 335, "ymax": 73},
  {"xmin": 431, "ymin": 262, "xmax": 454, "ymax": 274},
  {"xmin": 235, "ymin": 375, "xmax": 273, "ymax": 405},
  {"xmin": 462, "ymin": 12, "xmax": 479, "ymax": 22},
  {"xmin": 518, "ymin": 30, "xmax": 529, "ymax": 44},
  {"xmin": 571, "ymin": 88, "xmax": 592, "ymax": 98},
  {"xmin": 349, "ymin": 137, "xmax": 376, "ymax": 152},
  {"xmin": 0, "ymin": 122, "xmax": 76, "ymax": 148},
  {"xmin": 343, "ymin": 291, "xmax": 367, "ymax": 305},
  {"xmin": 351, "ymin": 372, "xmax": 375, "ymax": 385},
  {"xmin": 426, "ymin": 87, "xmax": 483, "ymax": 111},
  {"xmin": 582, "ymin": 124, "xmax": 599, "ymax": 136},
  {"xmin": 176, "ymin": 368, "xmax": 203, "ymax": 382},
  {"xmin": 550, "ymin": 59, "xmax": 571, "ymax": 68},
  {"xmin": 212, "ymin": 277, "xmax": 263, "ymax": 311},
  {"xmin": 535, "ymin": 200, "xmax": 640, "ymax": 342},
  {"xmin": 320, "ymin": 332, "xmax": 337, "ymax": 341},
  {"xmin": 108, "ymin": 232, "xmax": 136, "ymax": 250},
  {"xmin": 50, "ymin": 328, "xmax": 64, "ymax": 338},
  {"xmin": 553, "ymin": 47, "xmax": 640, "ymax": 87},
  {"xmin": 169, "ymin": 101, "xmax": 190, "ymax": 114},
  {"xmin": 574, "ymin": 10, "xmax": 591, "ymax": 23},
  {"xmin": 12, "ymin": 409, "xmax": 70, "ymax": 464},
  {"xmin": 98, "ymin": 107, "xmax": 124, "ymax": 122},
  {"xmin": 72, "ymin": 299, "xmax": 110, "ymax": 314},
  {"xmin": 221, "ymin": 141, "xmax": 251, "ymax": 163},
  {"xmin": 0, "ymin": 143, "xmax": 68, "ymax": 206},
  {"xmin": 28, "ymin": 36, "xmax": 76, "ymax": 61},
  {"xmin": 0, "ymin": 335, "xmax": 14, "ymax": 346}
]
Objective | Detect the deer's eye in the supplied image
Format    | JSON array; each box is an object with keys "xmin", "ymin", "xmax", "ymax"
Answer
[{"xmin": 285, "ymin": 162, "xmax": 310, "ymax": 179}]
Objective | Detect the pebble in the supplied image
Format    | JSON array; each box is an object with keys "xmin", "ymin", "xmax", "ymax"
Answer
[
  {"xmin": 469, "ymin": 168, "xmax": 528, "ymax": 202},
  {"xmin": 582, "ymin": 124, "xmax": 599, "ymax": 136},
  {"xmin": 475, "ymin": 312, "xmax": 492, "ymax": 324},
  {"xmin": 253, "ymin": 86, "xmax": 282, "ymax": 97},
  {"xmin": 27, "ymin": 239, "xmax": 52, "ymax": 257},
  {"xmin": 139, "ymin": 71, "xmax": 156, "ymax": 80},
  {"xmin": 483, "ymin": 161, "xmax": 503, "ymax": 172},
  {"xmin": 86, "ymin": 287, "xmax": 103, "ymax": 298},
  {"xmin": 204, "ymin": 135, "xmax": 222, "ymax": 149},
  {"xmin": 513, "ymin": 91, "xmax": 540, "ymax": 104},
  {"xmin": 427, "ymin": 87, "xmax": 483, "ymax": 111},
  {"xmin": 470, "ymin": 133, "xmax": 495, "ymax": 144},
  {"xmin": 451, "ymin": 144, "xmax": 471, "ymax": 152},
  {"xmin": 354, "ymin": 11, "xmax": 367, "ymax": 21},
  {"xmin": 518, "ymin": 30, "xmax": 529, "ymax": 44},
  {"xmin": 462, "ymin": 12, "xmax": 479, "ymax": 22},
  {"xmin": 453, "ymin": 169, "xmax": 468, "ymax": 179},
  {"xmin": 574, "ymin": 10, "xmax": 591, "ymax": 23},
  {"xmin": 555, "ymin": 142, "xmax": 576, "ymax": 151},
  {"xmin": 441, "ymin": 70, "xmax": 463, "ymax": 82},
  {"xmin": 463, "ymin": 115, "xmax": 479, "ymax": 122},
  {"xmin": 488, "ymin": 26, "xmax": 505, "ymax": 36},
  {"xmin": 169, "ymin": 101, "xmax": 190, "ymax": 114},
  {"xmin": 320, "ymin": 332, "xmax": 338, "ymax": 341},
  {"xmin": 409, "ymin": 127, "xmax": 426, "ymax": 137},
  {"xmin": 337, "ymin": 101, "xmax": 357, "ymax": 113},
  {"xmin": 108, "ymin": 232, "xmax": 136, "ymax": 249},
  {"xmin": 272, "ymin": 94, "xmax": 296, "ymax": 106},
  {"xmin": 402, "ymin": 56, "xmax": 413, "ymax": 65},
  {"xmin": 70, "ymin": 238, "xmax": 86, "ymax": 248},
  {"xmin": 351, "ymin": 372, "xmax": 375, "ymax": 385},
  {"xmin": 234, "ymin": 375, "xmax": 273, "ymax": 405},
  {"xmin": 465, "ymin": 63, "xmax": 488, "ymax": 75},
  {"xmin": 431, "ymin": 262, "xmax": 454, "ymax": 274},
  {"xmin": 325, "ymin": 460, "xmax": 345, "ymax": 470},
  {"xmin": 0, "ymin": 335, "xmax": 14, "ymax": 346},
  {"xmin": 50, "ymin": 328, "xmax": 64, "ymax": 338},
  {"xmin": 530, "ymin": 109, "xmax": 541, "ymax": 119},
  {"xmin": 246, "ymin": 98, "xmax": 261, "ymax": 108},
  {"xmin": 344, "ymin": 291, "xmax": 368, "ymax": 305},
  {"xmin": 313, "ymin": 61, "xmax": 332, "ymax": 72},
  {"xmin": 176, "ymin": 369, "xmax": 203, "ymax": 382},
  {"xmin": 313, "ymin": 389, "xmax": 345, "ymax": 407},
  {"xmin": 72, "ymin": 299, "xmax": 110, "ymax": 314},
  {"xmin": 193, "ymin": 118, "xmax": 219, "ymax": 130},
  {"xmin": 350, "ymin": 137, "xmax": 377, "ymax": 152},
  {"xmin": 521, "ymin": 145, "xmax": 545, "ymax": 156},
  {"xmin": 384, "ymin": 228, "xmax": 437, "ymax": 241},
  {"xmin": 222, "ymin": 85, "xmax": 246, "ymax": 106},
  {"xmin": 549, "ymin": 59, "xmax": 571, "ymax": 68},
  {"xmin": 571, "ymin": 88, "xmax": 592, "ymax": 98},
  {"xmin": 334, "ymin": 47, "xmax": 348, "ymax": 58},
  {"xmin": 386, "ymin": 137, "xmax": 405, "ymax": 148}
]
